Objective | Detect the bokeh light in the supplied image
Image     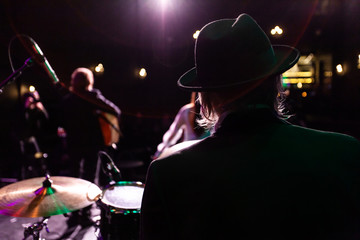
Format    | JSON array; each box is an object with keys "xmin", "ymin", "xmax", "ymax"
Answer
[
  {"xmin": 95, "ymin": 63, "xmax": 104, "ymax": 73},
  {"xmin": 29, "ymin": 85, "xmax": 36, "ymax": 92},
  {"xmin": 139, "ymin": 68, "xmax": 147, "ymax": 78},
  {"xmin": 193, "ymin": 30, "xmax": 200, "ymax": 39},
  {"xmin": 270, "ymin": 26, "xmax": 283, "ymax": 35},
  {"xmin": 336, "ymin": 64, "xmax": 343, "ymax": 73}
]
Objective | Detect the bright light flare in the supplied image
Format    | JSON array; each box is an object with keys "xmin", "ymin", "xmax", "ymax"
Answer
[
  {"xmin": 29, "ymin": 86, "xmax": 36, "ymax": 92},
  {"xmin": 160, "ymin": 0, "xmax": 169, "ymax": 7},
  {"xmin": 157, "ymin": 0, "xmax": 173, "ymax": 11},
  {"xmin": 150, "ymin": 0, "xmax": 184, "ymax": 13}
]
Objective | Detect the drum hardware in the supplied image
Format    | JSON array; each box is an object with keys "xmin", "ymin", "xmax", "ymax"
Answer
[
  {"xmin": 23, "ymin": 216, "xmax": 50, "ymax": 240},
  {"xmin": 99, "ymin": 151, "xmax": 122, "ymax": 183}
]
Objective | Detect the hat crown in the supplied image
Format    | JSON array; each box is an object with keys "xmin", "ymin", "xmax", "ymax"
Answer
[
  {"xmin": 177, "ymin": 13, "xmax": 300, "ymax": 91},
  {"xmin": 195, "ymin": 14, "xmax": 276, "ymax": 88}
]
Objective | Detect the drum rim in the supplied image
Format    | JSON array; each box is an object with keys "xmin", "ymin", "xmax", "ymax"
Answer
[
  {"xmin": 112, "ymin": 181, "xmax": 145, "ymax": 187},
  {"xmin": 100, "ymin": 181, "xmax": 144, "ymax": 214},
  {"xmin": 102, "ymin": 181, "xmax": 145, "ymax": 190}
]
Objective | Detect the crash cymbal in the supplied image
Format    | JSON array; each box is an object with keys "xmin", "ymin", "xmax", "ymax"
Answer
[{"xmin": 0, "ymin": 175, "xmax": 101, "ymax": 218}]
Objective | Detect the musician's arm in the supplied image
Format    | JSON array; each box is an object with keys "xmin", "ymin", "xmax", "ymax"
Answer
[{"xmin": 93, "ymin": 89, "xmax": 121, "ymax": 116}]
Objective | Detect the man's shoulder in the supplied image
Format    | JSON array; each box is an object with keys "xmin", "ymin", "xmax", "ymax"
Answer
[
  {"xmin": 288, "ymin": 123, "xmax": 358, "ymax": 140},
  {"xmin": 283, "ymin": 123, "xmax": 360, "ymax": 152}
]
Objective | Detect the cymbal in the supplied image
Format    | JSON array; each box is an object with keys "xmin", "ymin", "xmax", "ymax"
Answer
[{"xmin": 0, "ymin": 176, "xmax": 101, "ymax": 218}]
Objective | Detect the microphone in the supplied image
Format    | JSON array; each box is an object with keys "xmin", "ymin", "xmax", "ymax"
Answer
[
  {"xmin": 27, "ymin": 37, "xmax": 60, "ymax": 84},
  {"xmin": 98, "ymin": 151, "xmax": 122, "ymax": 183}
]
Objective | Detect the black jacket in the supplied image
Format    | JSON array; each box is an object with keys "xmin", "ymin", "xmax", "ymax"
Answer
[
  {"xmin": 60, "ymin": 88, "xmax": 120, "ymax": 149},
  {"xmin": 140, "ymin": 109, "xmax": 360, "ymax": 240}
]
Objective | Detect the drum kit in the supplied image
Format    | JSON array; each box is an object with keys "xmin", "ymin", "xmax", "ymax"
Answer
[
  {"xmin": 0, "ymin": 174, "xmax": 144, "ymax": 240},
  {"xmin": 0, "ymin": 36, "xmax": 145, "ymax": 240},
  {"xmin": 0, "ymin": 34, "xmax": 146, "ymax": 239}
]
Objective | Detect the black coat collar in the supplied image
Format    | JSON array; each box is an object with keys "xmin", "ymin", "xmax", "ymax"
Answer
[{"xmin": 214, "ymin": 106, "xmax": 285, "ymax": 136}]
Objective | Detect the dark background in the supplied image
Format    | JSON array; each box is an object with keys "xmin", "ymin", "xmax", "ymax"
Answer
[{"xmin": 0, "ymin": 0, "xmax": 359, "ymax": 180}]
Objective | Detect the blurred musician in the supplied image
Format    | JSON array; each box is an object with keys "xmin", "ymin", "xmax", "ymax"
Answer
[
  {"xmin": 19, "ymin": 90, "xmax": 50, "ymax": 178},
  {"xmin": 60, "ymin": 67, "xmax": 121, "ymax": 184},
  {"xmin": 58, "ymin": 67, "xmax": 120, "ymax": 227},
  {"xmin": 153, "ymin": 92, "xmax": 209, "ymax": 159}
]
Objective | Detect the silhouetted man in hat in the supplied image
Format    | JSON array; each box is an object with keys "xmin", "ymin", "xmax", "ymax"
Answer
[{"xmin": 140, "ymin": 14, "xmax": 360, "ymax": 240}]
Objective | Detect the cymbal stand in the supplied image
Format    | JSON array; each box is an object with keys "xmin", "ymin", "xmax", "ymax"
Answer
[{"xmin": 23, "ymin": 216, "xmax": 50, "ymax": 240}]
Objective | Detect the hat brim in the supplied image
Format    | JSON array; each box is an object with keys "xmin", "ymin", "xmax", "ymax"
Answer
[{"xmin": 177, "ymin": 45, "xmax": 300, "ymax": 92}]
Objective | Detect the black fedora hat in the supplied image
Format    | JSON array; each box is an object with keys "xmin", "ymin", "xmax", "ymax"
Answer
[{"xmin": 178, "ymin": 14, "xmax": 300, "ymax": 91}]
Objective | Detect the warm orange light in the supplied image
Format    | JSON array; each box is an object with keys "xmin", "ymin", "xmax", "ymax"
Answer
[
  {"xmin": 95, "ymin": 63, "xmax": 104, "ymax": 73},
  {"xmin": 139, "ymin": 68, "xmax": 147, "ymax": 78},
  {"xmin": 336, "ymin": 64, "xmax": 343, "ymax": 73},
  {"xmin": 271, "ymin": 26, "xmax": 283, "ymax": 35}
]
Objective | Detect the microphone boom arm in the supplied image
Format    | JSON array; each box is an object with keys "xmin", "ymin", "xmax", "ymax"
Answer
[
  {"xmin": 1, "ymin": 35, "xmax": 61, "ymax": 94},
  {"xmin": 0, "ymin": 57, "xmax": 34, "ymax": 92}
]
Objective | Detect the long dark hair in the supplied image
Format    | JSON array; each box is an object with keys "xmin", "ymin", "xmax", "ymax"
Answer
[{"xmin": 197, "ymin": 74, "xmax": 286, "ymax": 129}]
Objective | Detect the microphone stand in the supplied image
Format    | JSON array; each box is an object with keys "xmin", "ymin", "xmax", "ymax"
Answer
[
  {"xmin": 0, "ymin": 57, "xmax": 34, "ymax": 93},
  {"xmin": 99, "ymin": 151, "xmax": 122, "ymax": 184}
]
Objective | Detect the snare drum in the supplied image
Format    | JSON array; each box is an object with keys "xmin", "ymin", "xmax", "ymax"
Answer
[{"xmin": 98, "ymin": 181, "xmax": 144, "ymax": 240}]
